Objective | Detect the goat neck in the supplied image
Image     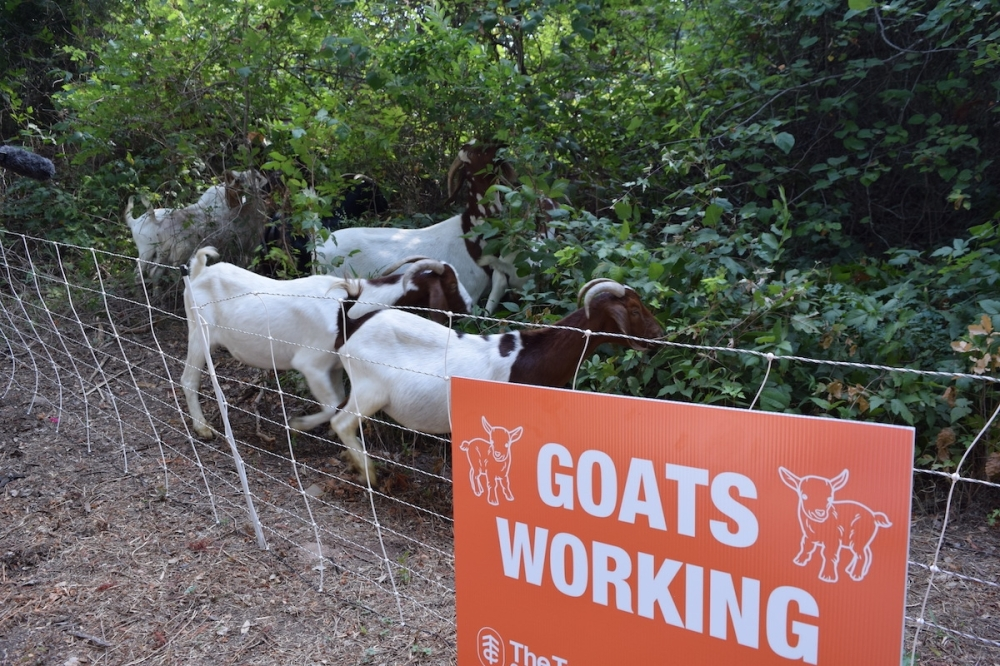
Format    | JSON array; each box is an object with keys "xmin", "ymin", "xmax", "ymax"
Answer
[{"xmin": 508, "ymin": 291, "xmax": 663, "ymax": 387}]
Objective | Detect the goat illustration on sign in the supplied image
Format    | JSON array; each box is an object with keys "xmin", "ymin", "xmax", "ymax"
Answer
[
  {"xmin": 460, "ymin": 417, "xmax": 522, "ymax": 506},
  {"xmin": 779, "ymin": 467, "xmax": 892, "ymax": 583}
]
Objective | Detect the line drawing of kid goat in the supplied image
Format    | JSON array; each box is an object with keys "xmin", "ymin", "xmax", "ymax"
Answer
[
  {"xmin": 460, "ymin": 417, "xmax": 523, "ymax": 506},
  {"xmin": 778, "ymin": 467, "xmax": 892, "ymax": 583}
]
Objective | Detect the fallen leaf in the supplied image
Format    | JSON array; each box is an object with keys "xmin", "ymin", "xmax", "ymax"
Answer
[
  {"xmin": 304, "ymin": 483, "xmax": 326, "ymax": 498},
  {"xmin": 985, "ymin": 452, "xmax": 1000, "ymax": 480},
  {"xmin": 936, "ymin": 428, "xmax": 957, "ymax": 463}
]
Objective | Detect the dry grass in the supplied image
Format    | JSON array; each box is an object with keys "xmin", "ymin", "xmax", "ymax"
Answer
[{"xmin": 0, "ymin": 347, "xmax": 458, "ymax": 665}]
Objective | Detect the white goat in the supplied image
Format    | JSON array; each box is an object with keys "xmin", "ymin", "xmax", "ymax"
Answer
[
  {"xmin": 124, "ymin": 169, "xmax": 271, "ymax": 287},
  {"xmin": 329, "ymin": 279, "xmax": 664, "ymax": 482},
  {"xmin": 181, "ymin": 247, "xmax": 473, "ymax": 441},
  {"xmin": 314, "ymin": 141, "xmax": 527, "ymax": 313}
]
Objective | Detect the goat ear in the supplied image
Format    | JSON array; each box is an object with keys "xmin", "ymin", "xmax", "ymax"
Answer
[
  {"xmin": 481, "ymin": 416, "xmax": 493, "ymax": 433},
  {"xmin": 224, "ymin": 185, "xmax": 241, "ymax": 209},
  {"xmin": 608, "ymin": 301, "xmax": 630, "ymax": 335},
  {"xmin": 831, "ymin": 469, "xmax": 849, "ymax": 491},
  {"xmin": 499, "ymin": 161, "xmax": 517, "ymax": 186},
  {"xmin": 508, "ymin": 426, "xmax": 523, "ymax": 443},
  {"xmin": 346, "ymin": 301, "xmax": 381, "ymax": 320},
  {"xmin": 607, "ymin": 297, "xmax": 657, "ymax": 351},
  {"xmin": 426, "ymin": 280, "xmax": 447, "ymax": 319},
  {"xmin": 778, "ymin": 466, "xmax": 799, "ymax": 490}
]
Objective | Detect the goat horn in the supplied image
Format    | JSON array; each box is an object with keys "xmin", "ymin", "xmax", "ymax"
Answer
[
  {"xmin": 379, "ymin": 255, "xmax": 436, "ymax": 276},
  {"xmin": 401, "ymin": 259, "xmax": 447, "ymax": 292},
  {"xmin": 445, "ymin": 153, "xmax": 466, "ymax": 205},
  {"xmin": 578, "ymin": 278, "xmax": 627, "ymax": 318},
  {"xmin": 342, "ymin": 172, "xmax": 373, "ymax": 182}
]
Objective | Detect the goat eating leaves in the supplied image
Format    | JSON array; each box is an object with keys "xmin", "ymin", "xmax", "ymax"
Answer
[
  {"xmin": 313, "ymin": 141, "xmax": 530, "ymax": 313},
  {"xmin": 329, "ymin": 278, "xmax": 664, "ymax": 483},
  {"xmin": 125, "ymin": 169, "xmax": 272, "ymax": 289},
  {"xmin": 181, "ymin": 247, "xmax": 473, "ymax": 441}
]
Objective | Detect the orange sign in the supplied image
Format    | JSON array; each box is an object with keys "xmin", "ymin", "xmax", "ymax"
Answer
[{"xmin": 452, "ymin": 378, "xmax": 914, "ymax": 666}]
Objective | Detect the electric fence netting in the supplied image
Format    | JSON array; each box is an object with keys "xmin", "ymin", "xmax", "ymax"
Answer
[{"xmin": 1, "ymin": 230, "xmax": 998, "ymax": 664}]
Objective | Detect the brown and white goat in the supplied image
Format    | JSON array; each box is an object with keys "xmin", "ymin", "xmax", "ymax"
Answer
[
  {"xmin": 181, "ymin": 247, "xmax": 473, "ymax": 440},
  {"xmin": 125, "ymin": 169, "xmax": 272, "ymax": 287},
  {"xmin": 328, "ymin": 278, "xmax": 664, "ymax": 482},
  {"xmin": 314, "ymin": 141, "xmax": 532, "ymax": 313}
]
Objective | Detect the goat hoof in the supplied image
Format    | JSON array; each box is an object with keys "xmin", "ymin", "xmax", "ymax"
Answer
[
  {"xmin": 340, "ymin": 450, "xmax": 377, "ymax": 486},
  {"xmin": 359, "ymin": 465, "xmax": 378, "ymax": 486},
  {"xmin": 194, "ymin": 426, "xmax": 215, "ymax": 440},
  {"xmin": 289, "ymin": 417, "xmax": 315, "ymax": 432}
]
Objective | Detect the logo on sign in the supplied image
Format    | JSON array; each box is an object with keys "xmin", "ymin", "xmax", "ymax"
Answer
[
  {"xmin": 778, "ymin": 467, "xmax": 892, "ymax": 583},
  {"xmin": 460, "ymin": 416, "xmax": 523, "ymax": 506},
  {"xmin": 476, "ymin": 626, "xmax": 505, "ymax": 666}
]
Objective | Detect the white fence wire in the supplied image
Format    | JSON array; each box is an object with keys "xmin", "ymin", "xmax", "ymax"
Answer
[{"xmin": 1, "ymin": 230, "xmax": 998, "ymax": 663}]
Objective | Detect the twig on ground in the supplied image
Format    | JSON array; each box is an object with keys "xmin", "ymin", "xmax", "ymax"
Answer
[
  {"xmin": 118, "ymin": 318, "xmax": 165, "ymax": 335},
  {"xmin": 85, "ymin": 368, "xmax": 129, "ymax": 396},
  {"xmin": 69, "ymin": 629, "xmax": 113, "ymax": 648},
  {"xmin": 0, "ymin": 474, "xmax": 26, "ymax": 489}
]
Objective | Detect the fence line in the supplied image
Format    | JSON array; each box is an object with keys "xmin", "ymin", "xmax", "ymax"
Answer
[{"xmin": 1, "ymin": 230, "xmax": 999, "ymax": 662}]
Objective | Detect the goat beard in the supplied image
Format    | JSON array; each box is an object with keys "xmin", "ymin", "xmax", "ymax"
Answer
[{"xmin": 0, "ymin": 146, "xmax": 55, "ymax": 181}]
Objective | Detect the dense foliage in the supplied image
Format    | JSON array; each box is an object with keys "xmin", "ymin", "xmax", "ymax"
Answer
[{"xmin": 2, "ymin": 0, "xmax": 1000, "ymax": 475}]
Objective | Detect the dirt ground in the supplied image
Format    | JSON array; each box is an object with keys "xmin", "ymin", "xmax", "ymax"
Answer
[
  {"xmin": 1, "ymin": 312, "xmax": 1000, "ymax": 665},
  {"xmin": 0, "ymin": 310, "xmax": 461, "ymax": 666}
]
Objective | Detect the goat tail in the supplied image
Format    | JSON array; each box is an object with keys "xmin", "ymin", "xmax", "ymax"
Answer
[
  {"xmin": 188, "ymin": 246, "xmax": 220, "ymax": 280},
  {"xmin": 123, "ymin": 196, "xmax": 135, "ymax": 225},
  {"xmin": 123, "ymin": 194, "xmax": 153, "ymax": 227},
  {"xmin": 873, "ymin": 511, "xmax": 892, "ymax": 528},
  {"xmin": 323, "ymin": 277, "xmax": 359, "ymax": 299}
]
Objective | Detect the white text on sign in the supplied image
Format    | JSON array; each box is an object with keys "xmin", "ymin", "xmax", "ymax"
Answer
[{"xmin": 500, "ymin": 444, "xmax": 820, "ymax": 664}]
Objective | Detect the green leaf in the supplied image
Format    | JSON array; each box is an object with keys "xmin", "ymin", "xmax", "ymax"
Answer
[
  {"xmin": 979, "ymin": 299, "xmax": 1000, "ymax": 315},
  {"xmin": 703, "ymin": 203, "xmax": 723, "ymax": 227},
  {"xmin": 843, "ymin": 136, "xmax": 866, "ymax": 151},
  {"xmin": 365, "ymin": 70, "xmax": 387, "ymax": 90},
  {"xmin": 618, "ymin": 219, "xmax": 631, "ymax": 241},
  {"xmin": 848, "ymin": 0, "xmax": 872, "ymax": 10},
  {"xmin": 890, "ymin": 398, "xmax": 915, "ymax": 424},
  {"xmin": 950, "ymin": 404, "xmax": 972, "ymax": 422},
  {"xmin": 774, "ymin": 132, "xmax": 795, "ymax": 154},
  {"xmin": 571, "ymin": 16, "xmax": 595, "ymax": 40},
  {"xmin": 938, "ymin": 166, "xmax": 957, "ymax": 181},
  {"xmin": 613, "ymin": 200, "xmax": 632, "ymax": 223},
  {"xmin": 760, "ymin": 386, "xmax": 791, "ymax": 412}
]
